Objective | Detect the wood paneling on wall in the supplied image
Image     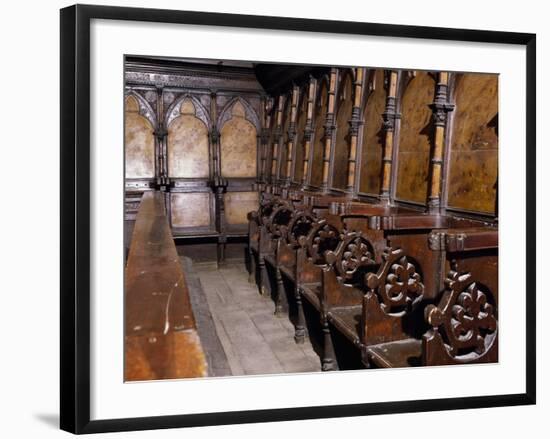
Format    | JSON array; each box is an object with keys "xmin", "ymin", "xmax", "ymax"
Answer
[
  {"xmin": 170, "ymin": 192, "xmax": 212, "ymax": 228},
  {"xmin": 447, "ymin": 74, "xmax": 498, "ymax": 214},
  {"xmin": 359, "ymin": 69, "xmax": 386, "ymax": 195},
  {"xmin": 293, "ymin": 86, "xmax": 309, "ymax": 183},
  {"xmin": 332, "ymin": 71, "xmax": 354, "ymax": 190},
  {"xmin": 167, "ymin": 98, "xmax": 210, "ymax": 178},
  {"xmin": 310, "ymin": 79, "xmax": 328, "ymax": 187},
  {"xmin": 395, "ymin": 72, "xmax": 436, "ymax": 204},
  {"xmin": 125, "ymin": 95, "xmax": 155, "ymax": 179},
  {"xmin": 220, "ymin": 101, "xmax": 258, "ymax": 178},
  {"xmin": 224, "ymin": 191, "xmax": 260, "ymax": 224}
]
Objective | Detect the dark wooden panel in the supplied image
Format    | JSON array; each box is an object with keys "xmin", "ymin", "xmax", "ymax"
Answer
[
  {"xmin": 395, "ymin": 72, "xmax": 435, "ymax": 204},
  {"xmin": 447, "ymin": 73, "xmax": 498, "ymax": 214},
  {"xmin": 332, "ymin": 71, "xmax": 353, "ymax": 190},
  {"xmin": 359, "ymin": 69, "xmax": 386, "ymax": 195},
  {"xmin": 310, "ymin": 79, "xmax": 328, "ymax": 187},
  {"xmin": 125, "ymin": 192, "xmax": 208, "ymax": 381}
]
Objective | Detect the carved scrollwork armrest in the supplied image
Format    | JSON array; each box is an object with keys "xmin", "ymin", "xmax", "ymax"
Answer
[
  {"xmin": 424, "ymin": 270, "xmax": 497, "ymax": 360},
  {"xmin": 286, "ymin": 210, "xmax": 316, "ymax": 247},
  {"xmin": 364, "ymin": 247, "xmax": 424, "ymax": 316},
  {"xmin": 325, "ymin": 231, "xmax": 376, "ymax": 284},
  {"xmin": 267, "ymin": 203, "xmax": 294, "ymax": 238},
  {"xmin": 247, "ymin": 210, "xmax": 259, "ymax": 222},
  {"xmin": 305, "ymin": 219, "xmax": 341, "ymax": 265}
]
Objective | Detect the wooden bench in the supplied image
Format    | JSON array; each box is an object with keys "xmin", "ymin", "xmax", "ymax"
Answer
[{"xmin": 125, "ymin": 191, "xmax": 208, "ymax": 381}]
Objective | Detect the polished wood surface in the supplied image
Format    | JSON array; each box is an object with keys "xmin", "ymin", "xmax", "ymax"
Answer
[
  {"xmin": 395, "ymin": 72, "xmax": 436, "ymax": 204},
  {"xmin": 332, "ymin": 70, "xmax": 353, "ymax": 190},
  {"xmin": 125, "ymin": 192, "xmax": 208, "ymax": 381},
  {"xmin": 359, "ymin": 69, "xmax": 386, "ymax": 195},
  {"xmin": 447, "ymin": 73, "xmax": 498, "ymax": 214},
  {"xmin": 310, "ymin": 79, "xmax": 328, "ymax": 187}
]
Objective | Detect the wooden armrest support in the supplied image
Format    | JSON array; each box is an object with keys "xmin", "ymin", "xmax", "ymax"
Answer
[{"xmin": 428, "ymin": 227, "xmax": 498, "ymax": 251}]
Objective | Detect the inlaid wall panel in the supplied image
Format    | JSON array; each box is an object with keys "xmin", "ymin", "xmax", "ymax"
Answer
[
  {"xmin": 170, "ymin": 192, "xmax": 212, "ymax": 228},
  {"xmin": 266, "ymin": 98, "xmax": 278, "ymax": 181},
  {"xmin": 310, "ymin": 79, "xmax": 328, "ymax": 187},
  {"xmin": 220, "ymin": 100, "xmax": 258, "ymax": 178},
  {"xmin": 447, "ymin": 73, "xmax": 498, "ymax": 214},
  {"xmin": 224, "ymin": 191, "xmax": 259, "ymax": 225},
  {"xmin": 167, "ymin": 98, "xmax": 210, "ymax": 179},
  {"xmin": 395, "ymin": 72, "xmax": 436, "ymax": 204},
  {"xmin": 125, "ymin": 95, "xmax": 156, "ymax": 179},
  {"xmin": 359, "ymin": 69, "xmax": 387, "ymax": 195},
  {"xmin": 332, "ymin": 70, "xmax": 354, "ymax": 190},
  {"xmin": 279, "ymin": 95, "xmax": 292, "ymax": 179},
  {"xmin": 293, "ymin": 86, "xmax": 309, "ymax": 183}
]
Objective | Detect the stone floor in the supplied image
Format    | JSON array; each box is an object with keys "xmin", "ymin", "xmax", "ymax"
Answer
[{"xmin": 192, "ymin": 262, "xmax": 322, "ymax": 376}]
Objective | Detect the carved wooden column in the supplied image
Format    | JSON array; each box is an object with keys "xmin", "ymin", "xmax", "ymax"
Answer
[
  {"xmin": 321, "ymin": 68, "xmax": 338, "ymax": 193},
  {"xmin": 209, "ymin": 91, "xmax": 228, "ymax": 265},
  {"xmin": 285, "ymin": 86, "xmax": 299, "ymax": 186},
  {"xmin": 210, "ymin": 91, "xmax": 221, "ymax": 178},
  {"xmin": 301, "ymin": 77, "xmax": 316, "ymax": 189},
  {"xmin": 428, "ymin": 72, "xmax": 454, "ymax": 213},
  {"xmin": 270, "ymin": 96, "xmax": 284, "ymax": 185},
  {"xmin": 346, "ymin": 67, "xmax": 365, "ymax": 196},
  {"xmin": 380, "ymin": 70, "xmax": 399, "ymax": 204},
  {"xmin": 153, "ymin": 85, "xmax": 168, "ymax": 188}
]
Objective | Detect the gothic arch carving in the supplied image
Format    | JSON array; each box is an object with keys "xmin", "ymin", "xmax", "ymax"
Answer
[
  {"xmin": 165, "ymin": 96, "xmax": 211, "ymax": 179},
  {"xmin": 124, "ymin": 93, "xmax": 156, "ymax": 179},
  {"xmin": 124, "ymin": 89, "xmax": 157, "ymax": 129},
  {"xmin": 165, "ymin": 94, "xmax": 211, "ymax": 129},
  {"xmin": 217, "ymin": 96, "xmax": 261, "ymax": 132},
  {"xmin": 218, "ymin": 98, "xmax": 259, "ymax": 178}
]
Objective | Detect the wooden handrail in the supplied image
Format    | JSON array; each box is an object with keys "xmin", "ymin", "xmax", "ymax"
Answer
[{"xmin": 125, "ymin": 192, "xmax": 207, "ymax": 381}]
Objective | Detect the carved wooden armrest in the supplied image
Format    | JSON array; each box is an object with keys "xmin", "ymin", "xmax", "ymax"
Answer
[
  {"xmin": 328, "ymin": 201, "xmax": 399, "ymax": 217},
  {"xmin": 285, "ymin": 209, "xmax": 317, "ymax": 248},
  {"xmin": 324, "ymin": 231, "xmax": 376, "ymax": 285},
  {"xmin": 423, "ymin": 270, "xmax": 498, "ymax": 363},
  {"xmin": 304, "ymin": 218, "xmax": 341, "ymax": 265},
  {"xmin": 247, "ymin": 210, "xmax": 259, "ymax": 222},
  {"xmin": 364, "ymin": 247, "xmax": 424, "ymax": 316},
  {"xmin": 428, "ymin": 227, "xmax": 498, "ymax": 252},
  {"xmin": 369, "ymin": 214, "xmax": 453, "ymax": 231}
]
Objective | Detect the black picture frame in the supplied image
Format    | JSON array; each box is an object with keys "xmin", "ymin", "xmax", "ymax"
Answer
[{"xmin": 60, "ymin": 4, "xmax": 536, "ymax": 434}]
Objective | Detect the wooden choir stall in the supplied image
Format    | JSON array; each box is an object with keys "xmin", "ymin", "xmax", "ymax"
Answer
[{"xmin": 124, "ymin": 57, "xmax": 498, "ymax": 379}]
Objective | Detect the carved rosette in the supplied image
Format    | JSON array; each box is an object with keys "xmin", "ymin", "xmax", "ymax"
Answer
[
  {"xmin": 326, "ymin": 232, "xmax": 375, "ymax": 284},
  {"xmin": 425, "ymin": 270, "xmax": 497, "ymax": 359},
  {"xmin": 286, "ymin": 210, "xmax": 316, "ymax": 247},
  {"xmin": 267, "ymin": 204, "xmax": 294, "ymax": 239},
  {"xmin": 365, "ymin": 248, "xmax": 424, "ymax": 316},
  {"xmin": 305, "ymin": 220, "xmax": 340, "ymax": 265}
]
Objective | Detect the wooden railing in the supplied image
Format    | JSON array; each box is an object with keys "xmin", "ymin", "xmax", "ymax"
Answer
[{"xmin": 125, "ymin": 192, "xmax": 208, "ymax": 381}]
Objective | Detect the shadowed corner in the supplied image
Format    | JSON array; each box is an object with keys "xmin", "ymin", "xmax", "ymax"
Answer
[{"xmin": 34, "ymin": 413, "xmax": 59, "ymax": 430}]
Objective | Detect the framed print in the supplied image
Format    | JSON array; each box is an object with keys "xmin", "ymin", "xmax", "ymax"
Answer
[{"xmin": 60, "ymin": 4, "xmax": 536, "ymax": 434}]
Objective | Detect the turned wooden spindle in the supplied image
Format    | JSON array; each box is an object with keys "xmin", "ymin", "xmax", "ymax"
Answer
[{"xmin": 380, "ymin": 70, "xmax": 398, "ymax": 203}]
